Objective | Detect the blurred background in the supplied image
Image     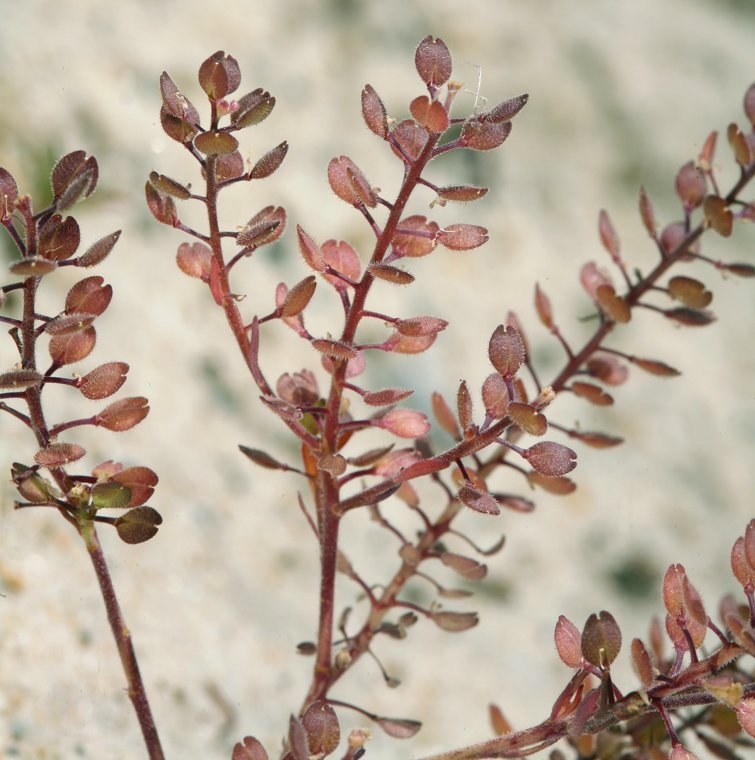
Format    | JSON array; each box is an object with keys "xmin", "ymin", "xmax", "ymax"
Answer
[{"xmin": 1, "ymin": 0, "xmax": 754, "ymax": 757}]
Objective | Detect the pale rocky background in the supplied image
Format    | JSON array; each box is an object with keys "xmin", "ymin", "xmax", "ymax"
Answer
[{"xmin": 1, "ymin": 1, "xmax": 754, "ymax": 758}]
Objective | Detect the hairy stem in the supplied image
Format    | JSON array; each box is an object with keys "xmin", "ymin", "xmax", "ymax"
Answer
[{"xmin": 80, "ymin": 520, "xmax": 165, "ymax": 760}]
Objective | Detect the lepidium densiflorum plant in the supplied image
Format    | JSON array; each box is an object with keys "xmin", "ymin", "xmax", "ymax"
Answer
[
  {"xmin": 0, "ymin": 154, "xmax": 165, "ymax": 758},
  {"xmin": 4, "ymin": 33, "xmax": 755, "ymax": 760},
  {"xmin": 144, "ymin": 36, "xmax": 755, "ymax": 759}
]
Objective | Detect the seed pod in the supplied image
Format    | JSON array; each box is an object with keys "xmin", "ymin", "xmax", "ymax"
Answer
[{"xmin": 415, "ymin": 36, "xmax": 452, "ymax": 87}]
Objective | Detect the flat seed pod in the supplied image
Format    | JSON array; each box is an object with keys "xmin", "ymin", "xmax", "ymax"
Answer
[
  {"xmin": 703, "ymin": 195, "xmax": 733, "ymax": 237},
  {"xmin": 145, "ymin": 182, "xmax": 178, "ymax": 226},
  {"xmin": 249, "ymin": 141, "xmax": 288, "ymax": 179},
  {"xmin": 51, "ymin": 151, "xmax": 98, "ymax": 204},
  {"xmin": 65, "ymin": 276, "xmax": 112, "ymax": 316},
  {"xmin": 78, "ymin": 230, "xmax": 121, "ymax": 267},
  {"xmin": 392, "ymin": 215, "xmax": 439, "ymax": 257},
  {"xmin": 458, "ymin": 483, "xmax": 500, "ymax": 515},
  {"xmin": 311, "ymin": 338, "xmax": 357, "ymax": 361},
  {"xmin": 363, "ymin": 388, "xmax": 413, "ymax": 406},
  {"xmin": 571, "ymin": 381, "xmax": 614, "ymax": 406},
  {"xmin": 97, "ymin": 397, "xmax": 149, "ymax": 432},
  {"xmin": 38, "ymin": 214, "xmax": 81, "ymax": 261},
  {"xmin": 485, "ymin": 93, "xmax": 529, "ymax": 123},
  {"xmin": 35, "ymin": 442, "xmax": 86, "ymax": 467},
  {"xmin": 431, "ymin": 610, "xmax": 479, "ymax": 632},
  {"xmin": 596, "ymin": 284, "xmax": 631, "ymax": 323},
  {"xmin": 368, "ymin": 263, "xmax": 414, "ymax": 285},
  {"xmin": 49, "ymin": 326, "xmax": 97, "ymax": 366},
  {"xmin": 176, "ymin": 241, "xmax": 212, "ymax": 282},
  {"xmin": 231, "ymin": 88, "xmax": 275, "ymax": 128},
  {"xmin": 376, "ymin": 717, "xmax": 422, "ymax": 739},
  {"xmin": 296, "ymin": 225, "xmax": 326, "ymax": 272},
  {"xmin": 322, "ymin": 239, "xmax": 361, "ymax": 289},
  {"xmin": 581, "ymin": 610, "xmax": 622, "ymax": 669},
  {"xmin": 507, "ymin": 401, "xmax": 547, "ymax": 436},
  {"xmin": 0, "ymin": 167, "xmax": 19, "ymax": 216},
  {"xmin": 148, "ymin": 172, "xmax": 191, "ymax": 199},
  {"xmin": 440, "ymin": 552, "xmax": 487, "ymax": 580},
  {"xmin": 436, "ymin": 223, "xmax": 488, "ymax": 251},
  {"xmin": 198, "ymin": 51, "xmax": 241, "ymax": 100},
  {"xmin": 9, "ymin": 257, "xmax": 58, "ymax": 277},
  {"xmin": 524, "ymin": 441, "xmax": 577, "ymax": 477},
  {"xmin": 555, "ymin": 615, "xmax": 583, "ymax": 669},
  {"xmin": 78, "ymin": 362, "xmax": 129, "ymax": 399},
  {"xmin": 435, "ymin": 185, "xmax": 488, "ymax": 203},
  {"xmin": 232, "ymin": 736, "xmax": 270, "ymax": 760},
  {"xmin": 390, "ymin": 119, "xmax": 429, "ymax": 162},
  {"xmin": 301, "ymin": 701, "xmax": 340, "ymax": 757},
  {"xmin": 488, "ymin": 325, "xmax": 525, "ymax": 378},
  {"xmin": 45, "ymin": 312, "xmax": 96, "ymax": 335},
  {"xmin": 409, "ymin": 95, "xmax": 449, "ymax": 133},
  {"xmin": 361, "ymin": 83, "xmax": 388, "ymax": 138},
  {"xmin": 237, "ymin": 206, "xmax": 286, "ymax": 249},
  {"xmin": 528, "ymin": 472, "xmax": 576, "ymax": 494},
  {"xmin": 0, "ymin": 369, "xmax": 43, "ymax": 390},
  {"xmin": 280, "ymin": 276, "xmax": 316, "ymax": 317},
  {"xmin": 327, "ymin": 155, "xmax": 377, "ymax": 208},
  {"xmin": 194, "ymin": 130, "xmax": 239, "ymax": 156},
  {"xmin": 415, "ymin": 35, "xmax": 452, "ymax": 87},
  {"xmin": 664, "ymin": 307, "xmax": 716, "ymax": 327},
  {"xmin": 460, "ymin": 119, "xmax": 512, "ymax": 151}
]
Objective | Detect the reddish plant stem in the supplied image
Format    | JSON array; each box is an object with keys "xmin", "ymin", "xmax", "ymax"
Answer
[
  {"xmin": 300, "ymin": 136, "xmax": 441, "ymax": 710},
  {"xmin": 81, "ymin": 521, "xmax": 165, "ymax": 760},
  {"xmin": 14, "ymin": 228, "xmax": 165, "ymax": 759}
]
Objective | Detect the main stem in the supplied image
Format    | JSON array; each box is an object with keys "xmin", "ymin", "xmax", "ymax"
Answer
[
  {"xmin": 301, "ymin": 135, "xmax": 441, "ymax": 709},
  {"xmin": 81, "ymin": 522, "xmax": 165, "ymax": 760}
]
